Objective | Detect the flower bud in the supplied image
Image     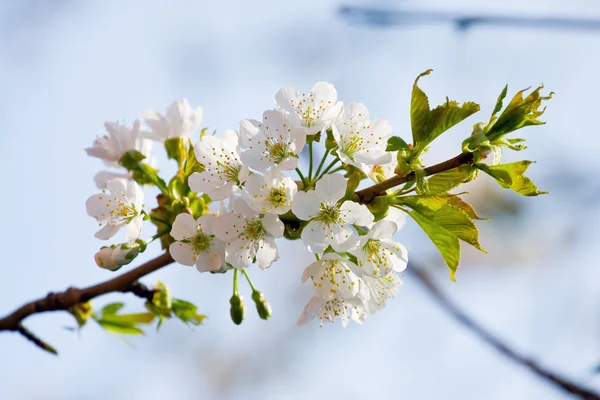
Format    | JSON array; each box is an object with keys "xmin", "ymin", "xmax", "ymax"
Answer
[
  {"xmin": 251, "ymin": 291, "xmax": 272, "ymax": 320},
  {"xmin": 94, "ymin": 242, "xmax": 141, "ymax": 271},
  {"xmin": 229, "ymin": 294, "xmax": 245, "ymax": 325}
]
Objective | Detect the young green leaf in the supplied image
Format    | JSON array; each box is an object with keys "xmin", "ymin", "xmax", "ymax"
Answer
[
  {"xmin": 102, "ymin": 302, "xmax": 125, "ymax": 315},
  {"xmin": 96, "ymin": 319, "xmax": 145, "ymax": 335},
  {"xmin": 386, "ymin": 136, "xmax": 410, "ymax": 152},
  {"xmin": 408, "ymin": 211, "xmax": 461, "ymax": 282},
  {"xmin": 475, "ymin": 161, "xmax": 547, "ymax": 196},
  {"xmin": 409, "ymin": 70, "xmax": 480, "ymax": 156},
  {"xmin": 486, "ymin": 85, "xmax": 553, "ymax": 141},
  {"xmin": 426, "ymin": 166, "xmax": 474, "ymax": 194},
  {"xmin": 172, "ymin": 299, "xmax": 206, "ymax": 326}
]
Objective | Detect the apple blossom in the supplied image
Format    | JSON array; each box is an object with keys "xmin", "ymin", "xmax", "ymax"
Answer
[
  {"xmin": 86, "ymin": 178, "xmax": 144, "ymax": 241},
  {"xmin": 141, "ymin": 99, "xmax": 203, "ymax": 142},
  {"xmin": 300, "ymin": 253, "xmax": 363, "ymax": 301},
  {"xmin": 292, "ymin": 173, "xmax": 373, "ymax": 253},
  {"xmin": 85, "ymin": 120, "xmax": 152, "ymax": 166},
  {"xmin": 332, "ymin": 103, "xmax": 393, "ymax": 168},
  {"xmin": 243, "ymin": 169, "xmax": 297, "ymax": 214},
  {"xmin": 363, "ymin": 273, "xmax": 402, "ymax": 314},
  {"xmin": 169, "ymin": 213, "xmax": 226, "ymax": 273},
  {"xmin": 212, "ymin": 199, "xmax": 284, "ymax": 270},
  {"xmin": 239, "ymin": 109, "xmax": 306, "ymax": 172},
  {"xmin": 350, "ymin": 220, "xmax": 408, "ymax": 278},
  {"xmin": 275, "ymin": 82, "xmax": 343, "ymax": 135},
  {"xmin": 94, "ymin": 242, "xmax": 142, "ymax": 271},
  {"xmin": 296, "ymin": 296, "xmax": 367, "ymax": 328},
  {"xmin": 188, "ymin": 130, "xmax": 249, "ymax": 201}
]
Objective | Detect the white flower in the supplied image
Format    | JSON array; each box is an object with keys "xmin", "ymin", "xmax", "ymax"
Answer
[
  {"xmin": 363, "ymin": 273, "xmax": 402, "ymax": 314},
  {"xmin": 93, "ymin": 171, "xmax": 131, "ymax": 190},
  {"xmin": 86, "ymin": 178, "xmax": 144, "ymax": 241},
  {"xmin": 332, "ymin": 103, "xmax": 392, "ymax": 168},
  {"xmin": 297, "ymin": 296, "xmax": 367, "ymax": 328},
  {"xmin": 291, "ymin": 173, "xmax": 373, "ymax": 253},
  {"xmin": 141, "ymin": 99, "xmax": 203, "ymax": 142},
  {"xmin": 169, "ymin": 213, "xmax": 226, "ymax": 273},
  {"xmin": 275, "ymin": 82, "xmax": 343, "ymax": 135},
  {"xmin": 243, "ymin": 169, "xmax": 297, "ymax": 214},
  {"xmin": 85, "ymin": 120, "xmax": 152, "ymax": 166},
  {"xmin": 239, "ymin": 109, "xmax": 306, "ymax": 172},
  {"xmin": 94, "ymin": 242, "xmax": 141, "ymax": 271},
  {"xmin": 188, "ymin": 130, "xmax": 249, "ymax": 201},
  {"xmin": 301, "ymin": 253, "xmax": 363, "ymax": 300},
  {"xmin": 350, "ymin": 220, "xmax": 408, "ymax": 278},
  {"xmin": 364, "ymin": 151, "xmax": 397, "ymax": 184},
  {"xmin": 212, "ymin": 199, "xmax": 284, "ymax": 269}
]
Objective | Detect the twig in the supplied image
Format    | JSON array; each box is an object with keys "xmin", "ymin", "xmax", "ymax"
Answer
[
  {"xmin": 408, "ymin": 267, "xmax": 600, "ymax": 400},
  {"xmin": 356, "ymin": 152, "xmax": 474, "ymax": 203},
  {"xmin": 0, "ymin": 253, "xmax": 174, "ymax": 336}
]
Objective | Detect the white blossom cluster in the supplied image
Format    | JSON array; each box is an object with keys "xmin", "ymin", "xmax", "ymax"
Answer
[{"xmin": 85, "ymin": 82, "xmax": 408, "ymax": 327}]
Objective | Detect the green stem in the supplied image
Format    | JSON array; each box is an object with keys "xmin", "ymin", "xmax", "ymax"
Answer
[
  {"xmin": 241, "ymin": 269, "xmax": 257, "ymax": 293},
  {"xmin": 329, "ymin": 166, "xmax": 346, "ymax": 174},
  {"xmin": 146, "ymin": 229, "xmax": 170, "ymax": 245},
  {"xmin": 139, "ymin": 163, "xmax": 169, "ymax": 196},
  {"xmin": 314, "ymin": 148, "xmax": 330, "ymax": 179},
  {"xmin": 295, "ymin": 168, "xmax": 309, "ymax": 189},
  {"xmin": 308, "ymin": 142, "xmax": 314, "ymax": 181},
  {"xmin": 233, "ymin": 269, "xmax": 239, "ymax": 294},
  {"xmin": 318, "ymin": 158, "xmax": 341, "ymax": 180}
]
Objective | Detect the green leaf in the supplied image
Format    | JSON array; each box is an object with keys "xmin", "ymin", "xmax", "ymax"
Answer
[
  {"xmin": 446, "ymin": 195, "xmax": 487, "ymax": 220},
  {"xmin": 118, "ymin": 150, "xmax": 146, "ymax": 170},
  {"xmin": 172, "ymin": 299, "xmax": 206, "ymax": 326},
  {"xmin": 489, "ymin": 84, "xmax": 508, "ymax": 125},
  {"xmin": 401, "ymin": 195, "xmax": 486, "ymax": 253},
  {"xmin": 408, "ymin": 211, "xmax": 460, "ymax": 281},
  {"xmin": 96, "ymin": 319, "xmax": 145, "ymax": 335},
  {"xmin": 344, "ymin": 171, "xmax": 362, "ymax": 200},
  {"xmin": 395, "ymin": 194, "xmax": 450, "ymax": 211},
  {"xmin": 102, "ymin": 303, "xmax": 125, "ymax": 315},
  {"xmin": 410, "ymin": 69, "xmax": 433, "ymax": 145},
  {"xmin": 386, "ymin": 136, "xmax": 410, "ymax": 152},
  {"xmin": 486, "ymin": 85, "xmax": 553, "ymax": 141},
  {"xmin": 409, "ymin": 70, "xmax": 480, "ymax": 156},
  {"xmin": 427, "ymin": 167, "xmax": 474, "ymax": 194},
  {"xmin": 184, "ymin": 141, "xmax": 205, "ymax": 177},
  {"xmin": 164, "ymin": 138, "xmax": 186, "ymax": 162},
  {"xmin": 100, "ymin": 312, "xmax": 155, "ymax": 325},
  {"xmin": 475, "ymin": 161, "xmax": 547, "ymax": 196}
]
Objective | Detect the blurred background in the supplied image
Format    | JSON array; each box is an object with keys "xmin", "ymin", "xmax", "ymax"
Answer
[{"xmin": 1, "ymin": 0, "xmax": 599, "ymax": 399}]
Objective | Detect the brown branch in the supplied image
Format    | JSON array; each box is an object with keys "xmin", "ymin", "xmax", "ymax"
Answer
[
  {"xmin": 0, "ymin": 252, "xmax": 174, "ymax": 333},
  {"xmin": 408, "ymin": 267, "xmax": 600, "ymax": 400},
  {"xmin": 356, "ymin": 151, "xmax": 475, "ymax": 203}
]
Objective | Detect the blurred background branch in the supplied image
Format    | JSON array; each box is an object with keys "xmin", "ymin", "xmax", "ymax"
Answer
[{"xmin": 409, "ymin": 266, "xmax": 600, "ymax": 400}]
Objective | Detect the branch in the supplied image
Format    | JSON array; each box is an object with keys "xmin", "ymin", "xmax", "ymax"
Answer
[
  {"xmin": 0, "ymin": 252, "xmax": 174, "ymax": 334},
  {"xmin": 356, "ymin": 152, "xmax": 475, "ymax": 203},
  {"xmin": 408, "ymin": 266, "xmax": 600, "ymax": 400}
]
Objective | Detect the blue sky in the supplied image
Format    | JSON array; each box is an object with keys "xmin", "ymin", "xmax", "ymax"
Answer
[{"xmin": 1, "ymin": 1, "xmax": 600, "ymax": 399}]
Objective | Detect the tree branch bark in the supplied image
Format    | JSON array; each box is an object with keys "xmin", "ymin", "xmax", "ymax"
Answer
[
  {"xmin": 0, "ymin": 252, "xmax": 174, "ymax": 332},
  {"xmin": 408, "ymin": 266, "xmax": 600, "ymax": 400},
  {"xmin": 356, "ymin": 151, "xmax": 475, "ymax": 203}
]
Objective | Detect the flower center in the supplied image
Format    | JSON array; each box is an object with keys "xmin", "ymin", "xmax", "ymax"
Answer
[
  {"xmin": 109, "ymin": 200, "xmax": 137, "ymax": 223},
  {"xmin": 218, "ymin": 161, "xmax": 241, "ymax": 182},
  {"xmin": 243, "ymin": 219, "xmax": 266, "ymax": 241},
  {"xmin": 316, "ymin": 204, "xmax": 342, "ymax": 224},
  {"xmin": 267, "ymin": 187, "xmax": 287, "ymax": 207},
  {"xmin": 340, "ymin": 134, "xmax": 363, "ymax": 160},
  {"xmin": 191, "ymin": 232, "xmax": 212, "ymax": 253},
  {"xmin": 265, "ymin": 142, "xmax": 292, "ymax": 164}
]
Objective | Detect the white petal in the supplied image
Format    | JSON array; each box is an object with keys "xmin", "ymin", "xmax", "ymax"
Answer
[
  {"xmin": 384, "ymin": 207, "xmax": 407, "ymax": 231},
  {"xmin": 369, "ymin": 220, "xmax": 397, "ymax": 240},
  {"xmin": 330, "ymin": 224, "xmax": 359, "ymax": 253},
  {"xmin": 233, "ymin": 198, "xmax": 259, "ymax": 219},
  {"xmin": 256, "ymin": 237, "xmax": 279, "ymax": 269},
  {"xmin": 262, "ymin": 214, "xmax": 284, "ymax": 238},
  {"xmin": 239, "ymin": 119, "xmax": 264, "ymax": 149},
  {"xmin": 93, "ymin": 171, "xmax": 129, "ymax": 189},
  {"xmin": 125, "ymin": 215, "xmax": 144, "ymax": 241},
  {"xmin": 345, "ymin": 102, "xmax": 370, "ymax": 124},
  {"xmin": 212, "ymin": 212, "xmax": 244, "ymax": 241},
  {"xmin": 196, "ymin": 251, "xmax": 224, "ymax": 272},
  {"xmin": 169, "ymin": 242, "xmax": 196, "ymax": 266},
  {"xmin": 95, "ymin": 223, "xmax": 121, "ymax": 240},
  {"xmin": 291, "ymin": 190, "xmax": 321, "ymax": 221},
  {"xmin": 315, "ymin": 173, "xmax": 347, "ymax": 205},
  {"xmin": 107, "ymin": 178, "xmax": 129, "ymax": 197},
  {"xmin": 301, "ymin": 259, "xmax": 323, "ymax": 282},
  {"xmin": 240, "ymin": 149, "xmax": 272, "ymax": 173},
  {"xmin": 171, "ymin": 213, "xmax": 198, "ymax": 240},
  {"xmin": 301, "ymin": 220, "xmax": 329, "ymax": 254},
  {"xmin": 297, "ymin": 296, "xmax": 325, "ymax": 327},
  {"xmin": 225, "ymin": 238, "xmax": 256, "ymax": 269},
  {"xmin": 381, "ymin": 240, "xmax": 409, "ymax": 272},
  {"xmin": 209, "ymin": 181, "xmax": 236, "ymax": 201},
  {"xmin": 197, "ymin": 215, "xmax": 217, "ymax": 235},
  {"xmin": 340, "ymin": 201, "xmax": 374, "ymax": 226}
]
